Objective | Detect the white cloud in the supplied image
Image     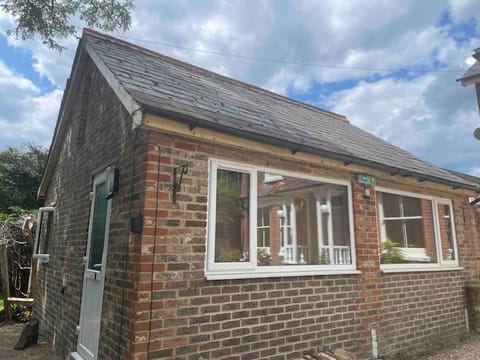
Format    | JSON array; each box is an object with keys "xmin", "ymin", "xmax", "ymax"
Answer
[
  {"xmin": 264, "ymin": 68, "xmax": 311, "ymax": 95},
  {"xmin": 0, "ymin": 60, "xmax": 62, "ymax": 148},
  {"xmin": 324, "ymin": 69, "xmax": 480, "ymax": 172},
  {"xmin": 449, "ymin": 0, "xmax": 480, "ymax": 26},
  {"xmin": 0, "ymin": 8, "xmax": 77, "ymax": 87},
  {"xmin": 109, "ymin": 0, "xmax": 476, "ymax": 94},
  {"xmin": 326, "ymin": 75, "xmax": 436, "ymax": 148},
  {"xmin": 0, "ymin": 61, "xmax": 37, "ymax": 92},
  {"xmin": 30, "ymin": 40, "xmax": 76, "ymax": 87},
  {"xmin": 469, "ymin": 166, "xmax": 480, "ymax": 177},
  {"xmin": 3, "ymin": 35, "xmax": 76, "ymax": 87},
  {"xmin": 0, "ymin": 0, "xmax": 479, "ymax": 175}
]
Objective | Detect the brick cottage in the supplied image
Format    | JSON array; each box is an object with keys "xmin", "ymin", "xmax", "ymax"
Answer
[{"xmin": 33, "ymin": 29, "xmax": 480, "ymax": 360}]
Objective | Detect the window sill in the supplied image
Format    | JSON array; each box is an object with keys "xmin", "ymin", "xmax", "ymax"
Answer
[
  {"xmin": 381, "ymin": 266, "xmax": 463, "ymax": 274},
  {"xmin": 206, "ymin": 268, "xmax": 362, "ymax": 280}
]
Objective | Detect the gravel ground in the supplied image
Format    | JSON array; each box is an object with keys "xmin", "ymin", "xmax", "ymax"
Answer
[
  {"xmin": 417, "ymin": 334, "xmax": 480, "ymax": 360},
  {"xmin": 0, "ymin": 322, "xmax": 60, "ymax": 360}
]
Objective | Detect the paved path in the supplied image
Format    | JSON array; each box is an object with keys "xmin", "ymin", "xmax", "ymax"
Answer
[{"xmin": 0, "ymin": 322, "xmax": 60, "ymax": 360}]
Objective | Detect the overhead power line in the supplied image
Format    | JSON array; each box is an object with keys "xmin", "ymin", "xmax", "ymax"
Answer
[{"xmin": 112, "ymin": 33, "xmax": 465, "ymax": 74}]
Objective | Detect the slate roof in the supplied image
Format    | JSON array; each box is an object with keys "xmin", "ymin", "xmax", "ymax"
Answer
[
  {"xmin": 458, "ymin": 61, "xmax": 480, "ymax": 84},
  {"xmin": 445, "ymin": 169, "xmax": 480, "ymax": 187},
  {"xmin": 81, "ymin": 29, "xmax": 478, "ymax": 190}
]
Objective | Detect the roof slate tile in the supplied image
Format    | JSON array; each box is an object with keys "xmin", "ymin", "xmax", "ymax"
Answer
[{"xmin": 82, "ymin": 31, "xmax": 477, "ymax": 189}]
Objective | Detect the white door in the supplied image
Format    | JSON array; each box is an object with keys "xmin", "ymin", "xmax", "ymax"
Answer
[{"xmin": 76, "ymin": 170, "xmax": 112, "ymax": 360}]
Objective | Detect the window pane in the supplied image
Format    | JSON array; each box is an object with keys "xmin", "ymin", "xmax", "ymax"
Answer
[
  {"xmin": 405, "ymin": 219, "xmax": 424, "ymax": 248},
  {"xmin": 215, "ymin": 169, "xmax": 250, "ymax": 262},
  {"xmin": 257, "ymin": 207, "xmax": 270, "ymax": 248},
  {"xmin": 36, "ymin": 211, "xmax": 53, "ymax": 255},
  {"xmin": 257, "ymin": 172, "xmax": 351, "ymax": 266},
  {"xmin": 379, "ymin": 196, "xmax": 437, "ymax": 264},
  {"xmin": 332, "ymin": 194, "xmax": 350, "ymax": 246},
  {"xmin": 438, "ymin": 204, "xmax": 455, "ymax": 261},
  {"xmin": 385, "ymin": 220, "xmax": 404, "ymax": 246},
  {"xmin": 382, "ymin": 193, "xmax": 401, "ymax": 217},
  {"xmin": 403, "ymin": 196, "xmax": 422, "ymax": 217},
  {"xmin": 88, "ymin": 182, "xmax": 108, "ymax": 270}
]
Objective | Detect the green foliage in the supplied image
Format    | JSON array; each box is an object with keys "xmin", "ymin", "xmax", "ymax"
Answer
[
  {"xmin": 2, "ymin": 0, "xmax": 134, "ymax": 51},
  {"xmin": 218, "ymin": 248, "xmax": 242, "ymax": 262},
  {"xmin": 0, "ymin": 144, "xmax": 48, "ymax": 214},
  {"xmin": 380, "ymin": 240, "xmax": 405, "ymax": 264},
  {"xmin": 0, "ymin": 298, "xmax": 3, "ymax": 312},
  {"xmin": 216, "ymin": 169, "xmax": 243, "ymax": 224},
  {"xmin": 11, "ymin": 303, "xmax": 32, "ymax": 322}
]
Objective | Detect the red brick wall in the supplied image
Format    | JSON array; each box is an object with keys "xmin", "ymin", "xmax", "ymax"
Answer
[
  {"xmin": 379, "ymin": 271, "xmax": 466, "ymax": 356},
  {"xmin": 34, "ymin": 58, "xmax": 148, "ymax": 359},
  {"xmin": 128, "ymin": 129, "xmax": 477, "ymax": 359},
  {"xmin": 36, "ymin": 62, "xmax": 480, "ymax": 359}
]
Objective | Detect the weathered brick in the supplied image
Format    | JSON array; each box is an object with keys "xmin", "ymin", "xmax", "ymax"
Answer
[{"xmin": 37, "ymin": 58, "xmax": 478, "ymax": 360}]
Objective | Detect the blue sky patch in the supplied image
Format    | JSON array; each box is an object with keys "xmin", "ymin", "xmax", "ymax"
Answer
[
  {"xmin": 439, "ymin": 11, "xmax": 477, "ymax": 43},
  {"xmin": 0, "ymin": 35, "xmax": 55, "ymax": 93}
]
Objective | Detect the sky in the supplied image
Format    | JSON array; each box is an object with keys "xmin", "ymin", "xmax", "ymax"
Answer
[{"xmin": 1, "ymin": 0, "xmax": 480, "ymax": 175}]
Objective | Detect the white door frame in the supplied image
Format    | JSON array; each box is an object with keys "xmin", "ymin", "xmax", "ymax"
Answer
[{"xmin": 72, "ymin": 169, "xmax": 112, "ymax": 360}]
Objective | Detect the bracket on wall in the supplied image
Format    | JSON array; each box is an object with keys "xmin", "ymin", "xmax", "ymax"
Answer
[{"xmin": 172, "ymin": 164, "xmax": 189, "ymax": 204}]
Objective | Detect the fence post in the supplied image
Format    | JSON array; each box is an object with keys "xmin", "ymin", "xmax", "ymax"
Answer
[{"xmin": 0, "ymin": 241, "xmax": 12, "ymax": 321}]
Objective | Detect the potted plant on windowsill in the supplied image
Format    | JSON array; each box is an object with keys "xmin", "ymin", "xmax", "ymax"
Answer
[
  {"xmin": 379, "ymin": 240, "xmax": 405, "ymax": 264},
  {"xmin": 466, "ymin": 275, "xmax": 480, "ymax": 332}
]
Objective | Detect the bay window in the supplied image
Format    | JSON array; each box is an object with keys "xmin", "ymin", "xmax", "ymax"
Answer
[
  {"xmin": 206, "ymin": 159, "xmax": 356, "ymax": 279},
  {"xmin": 377, "ymin": 188, "xmax": 458, "ymax": 269}
]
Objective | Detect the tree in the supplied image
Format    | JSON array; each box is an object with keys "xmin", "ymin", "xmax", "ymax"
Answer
[
  {"xmin": 2, "ymin": 0, "xmax": 134, "ymax": 51},
  {"xmin": 0, "ymin": 144, "xmax": 48, "ymax": 214}
]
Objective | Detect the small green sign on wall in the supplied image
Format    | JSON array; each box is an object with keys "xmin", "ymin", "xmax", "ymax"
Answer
[{"xmin": 356, "ymin": 174, "xmax": 377, "ymax": 185}]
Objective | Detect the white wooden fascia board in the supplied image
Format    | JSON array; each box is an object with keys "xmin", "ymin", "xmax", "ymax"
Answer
[{"xmin": 83, "ymin": 40, "xmax": 143, "ymax": 128}]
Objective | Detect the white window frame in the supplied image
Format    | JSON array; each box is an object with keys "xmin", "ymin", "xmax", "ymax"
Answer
[
  {"xmin": 206, "ymin": 160, "xmax": 257, "ymax": 273},
  {"xmin": 206, "ymin": 158, "xmax": 358, "ymax": 280},
  {"xmin": 434, "ymin": 199, "xmax": 458, "ymax": 267},
  {"xmin": 33, "ymin": 206, "xmax": 55, "ymax": 263},
  {"xmin": 376, "ymin": 186, "xmax": 459, "ymax": 272},
  {"xmin": 257, "ymin": 206, "xmax": 270, "ymax": 248}
]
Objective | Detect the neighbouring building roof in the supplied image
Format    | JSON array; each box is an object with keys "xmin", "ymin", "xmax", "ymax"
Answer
[
  {"xmin": 445, "ymin": 169, "xmax": 480, "ymax": 187},
  {"xmin": 40, "ymin": 29, "xmax": 480, "ymax": 195},
  {"xmin": 458, "ymin": 61, "xmax": 480, "ymax": 85}
]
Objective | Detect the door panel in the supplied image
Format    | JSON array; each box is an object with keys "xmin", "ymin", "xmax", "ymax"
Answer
[{"xmin": 77, "ymin": 171, "xmax": 111, "ymax": 360}]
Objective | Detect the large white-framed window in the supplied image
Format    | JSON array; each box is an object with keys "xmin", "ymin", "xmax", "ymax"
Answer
[
  {"xmin": 376, "ymin": 187, "xmax": 459, "ymax": 271},
  {"xmin": 206, "ymin": 159, "xmax": 357, "ymax": 280}
]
